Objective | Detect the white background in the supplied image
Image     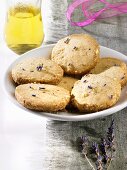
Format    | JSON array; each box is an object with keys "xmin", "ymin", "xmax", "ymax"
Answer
[{"xmin": 0, "ymin": 1, "xmax": 47, "ymax": 170}]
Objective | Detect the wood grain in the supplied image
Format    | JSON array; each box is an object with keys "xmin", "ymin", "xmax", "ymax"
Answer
[{"xmin": 44, "ymin": 0, "xmax": 127, "ymax": 169}]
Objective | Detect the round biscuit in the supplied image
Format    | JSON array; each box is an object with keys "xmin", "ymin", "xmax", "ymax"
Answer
[
  {"xmin": 71, "ymin": 74, "xmax": 121, "ymax": 112},
  {"xmin": 12, "ymin": 58, "xmax": 64, "ymax": 85},
  {"xmin": 90, "ymin": 57, "xmax": 127, "ymax": 87},
  {"xmin": 51, "ymin": 34, "xmax": 100, "ymax": 75},
  {"xmin": 15, "ymin": 84, "xmax": 70, "ymax": 112},
  {"xmin": 99, "ymin": 66, "xmax": 127, "ymax": 87}
]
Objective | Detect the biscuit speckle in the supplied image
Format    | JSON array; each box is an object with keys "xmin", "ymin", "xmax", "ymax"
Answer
[
  {"xmin": 84, "ymin": 93, "xmax": 89, "ymax": 97},
  {"xmin": 29, "ymin": 86, "xmax": 34, "ymax": 89},
  {"xmin": 88, "ymin": 85, "xmax": 93, "ymax": 89},
  {"xmin": 83, "ymin": 80, "xmax": 88, "ymax": 83},
  {"xmin": 64, "ymin": 38, "xmax": 70, "ymax": 44},
  {"xmin": 39, "ymin": 87, "xmax": 45, "ymax": 90},
  {"xmin": 32, "ymin": 94, "xmax": 36, "ymax": 97},
  {"xmin": 109, "ymin": 95, "xmax": 113, "ymax": 99},
  {"xmin": 114, "ymin": 64, "xmax": 119, "ymax": 66},
  {"xmin": 73, "ymin": 46, "xmax": 78, "ymax": 50},
  {"xmin": 36, "ymin": 65, "xmax": 43, "ymax": 71},
  {"xmin": 96, "ymin": 49, "xmax": 99, "ymax": 53}
]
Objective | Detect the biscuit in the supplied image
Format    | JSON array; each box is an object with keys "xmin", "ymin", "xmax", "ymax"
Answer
[
  {"xmin": 51, "ymin": 34, "xmax": 100, "ymax": 75},
  {"xmin": 57, "ymin": 76, "xmax": 78, "ymax": 92},
  {"xmin": 100, "ymin": 66, "xmax": 127, "ymax": 88},
  {"xmin": 15, "ymin": 84, "xmax": 70, "ymax": 112},
  {"xmin": 90, "ymin": 57, "xmax": 127, "ymax": 73},
  {"xmin": 12, "ymin": 58, "xmax": 64, "ymax": 85},
  {"xmin": 71, "ymin": 74, "xmax": 121, "ymax": 112},
  {"xmin": 90, "ymin": 57, "xmax": 127, "ymax": 87}
]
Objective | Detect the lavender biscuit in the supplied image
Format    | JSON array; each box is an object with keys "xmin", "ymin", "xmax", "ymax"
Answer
[
  {"xmin": 12, "ymin": 57, "xmax": 64, "ymax": 85},
  {"xmin": 51, "ymin": 34, "xmax": 100, "ymax": 75},
  {"xmin": 71, "ymin": 74, "xmax": 121, "ymax": 112},
  {"xmin": 15, "ymin": 83, "xmax": 70, "ymax": 112},
  {"xmin": 90, "ymin": 57, "xmax": 127, "ymax": 87}
]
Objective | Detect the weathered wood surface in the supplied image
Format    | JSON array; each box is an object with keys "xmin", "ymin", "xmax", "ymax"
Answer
[{"xmin": 44, "ymin": 0, "xmax": 127, "ymax": 169}]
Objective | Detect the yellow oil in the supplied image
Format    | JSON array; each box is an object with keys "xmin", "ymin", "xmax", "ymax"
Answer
[{"xmin": 5, "ymin": 5, "xmax": 44, "ymax": 54}]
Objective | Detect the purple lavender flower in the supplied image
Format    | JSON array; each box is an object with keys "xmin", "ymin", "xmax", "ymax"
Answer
[
  {"xmin": 100, "ymin": 138, "xmax": 111, "ymax": 164},
  {"xmin": 107, "ymin": 119, "xmax": 115, "ymax": 149},
  {"xmin": 36, "ymin": 64, "xmax": 43, "ymax": 71},
  {"xmin": 92, "ymin": 142, "xmax": 103, "ymax": 170},
  {"xmin": 79, "ymin": 136, "xmax": 88, "ymax": 155},
  {"xmin": 77, "ymin": 120, "xmax": 115, "ymax": 170}
]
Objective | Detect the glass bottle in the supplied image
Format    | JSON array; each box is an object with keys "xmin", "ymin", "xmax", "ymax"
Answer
[{"xmin": 5, "ymin": 0, "xmax": 44, "ymax": 54}]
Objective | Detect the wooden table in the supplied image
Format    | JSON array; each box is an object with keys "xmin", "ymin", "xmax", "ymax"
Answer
[{"xmin": 43, "ymin": 0, "xmax": 127, "ymax": 169}]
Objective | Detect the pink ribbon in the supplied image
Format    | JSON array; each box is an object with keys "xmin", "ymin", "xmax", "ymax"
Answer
[{"xmin": 66, "ymin": 0, "xmax": 127, "ymax": 27}]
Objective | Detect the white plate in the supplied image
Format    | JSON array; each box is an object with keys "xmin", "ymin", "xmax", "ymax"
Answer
[{"xmin": 3, "ymin": 44, "xmax": 127, "ymax": 121}]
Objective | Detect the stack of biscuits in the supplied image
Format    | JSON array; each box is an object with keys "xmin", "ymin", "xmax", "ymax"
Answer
[{"xmin": 12, "ymin": 34, "xmax": 127, "ymax": 113}]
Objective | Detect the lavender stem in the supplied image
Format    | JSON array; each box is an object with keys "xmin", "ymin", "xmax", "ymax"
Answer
[{"xmin": 84, "ymin": 155, "xmax": 96, "ymax": 170}]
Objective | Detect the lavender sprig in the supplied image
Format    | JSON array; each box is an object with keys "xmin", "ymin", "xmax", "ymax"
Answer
[
  {"xmin": 107, "ymin": 119, "xmax": 115, "ymax": 149},
  {"xmin": 80, "ymin": 136, "xmax": 88, "ymax": 155},
  {"xmin": 92, "ymin": 142, "xmax": 103, "ymax": 170},
  {"xmin": 106, "ymin": 120, "xmax": 115, "ymax": 169},
  {"xmin": 77, "ymin": 120, "xmax": 115, "ymax": 170},
  {"xmin": 100, "ymin": 120, "xmax": 115, "ymax": 169},
  {"xmin": 100, "ymin": 138, "xmax": 111, "ymax": 164},
  {"xmin": 80, "ymin": 136, "xmax": 95, "ymax": 170}
]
